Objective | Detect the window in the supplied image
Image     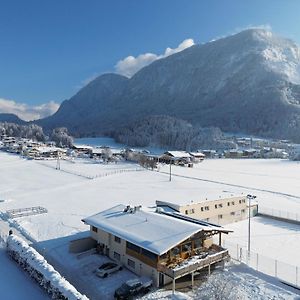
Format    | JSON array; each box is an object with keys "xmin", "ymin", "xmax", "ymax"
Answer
[
  {"xmin": 231, "ymin": 201, "xmax": 235, "ymax": 205},
  {"xmin": 201, "ymin": 207, "xmax": 204, "ymax": 212},
  {"xmin": 218, "ymin": 204, "xmax": 223, "ymax": 208},
  {"xmin": 128, "ymin": 259, "xmax": 135, "ymax": 269},
  {"xmin": 230, "ymin": 211, "xmax": 235, "ymax": 216},
  {"xmin": 215, "ymin": 204, "xmax": 218, "ymax": 209},
  {"xmin": 114, "ymin": 251, "xmax": 121, "ymax": 261},
  {"xmin": 92, "ymin": 226, "xmax": 98, "ymax": 233},
  {"xmin": 239, "ymin": 200, "xmax": 242, "ymax": 204},
  {"xmin": 189, "ymin": 209, "xmax": 195, "ymax": 214},
  {"xmin": 241, "ymin": 209, "xmax": 245, "ymax": 213},
  {"xmin": 126, "ymin": 242, "xmax": 141, "ymax": 253},
  {"xmin": 141, "ymin": 248, "xmax": 157, "ymax": 261},
  {"xmin": 227, "ymin": 202, "xmax": 230, "ymax": 206},
  {"xmin": 182, "ymin": 242, "xmax": 192, "ymax": 252},
  {"xmin": 114, "ymin": 236, "xmax": 121, "ymax": 243},
  {"xmin": 218, "ymin": 214, "xmax": 223, "ymax": 219},
  {"xmin": 185, "ymin": 210, "xmax": 189, "ymax": 215},
  {"xmin": 171, "ymin": 246, "xmax": 180, "ymax": 256},
  {"xmin": 193, "ymin": 239, "xmax": 202, "ymax": 249},
  {"xmin": 204, "ymin": 206, "xmax": 209, "ymax": 211}
]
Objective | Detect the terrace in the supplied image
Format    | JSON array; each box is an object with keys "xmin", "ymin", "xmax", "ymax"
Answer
[{"xmin": 157, "ymin": 244, "xmax": 229, "ymax": 279}]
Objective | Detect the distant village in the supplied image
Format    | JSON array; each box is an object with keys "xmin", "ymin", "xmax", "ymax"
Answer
[{"xmin": 1, "ymin": 132, "xmax": 299, "ymax": 168}]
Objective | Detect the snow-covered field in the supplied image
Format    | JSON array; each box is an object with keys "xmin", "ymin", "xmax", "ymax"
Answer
[
  {"xmin": 159, "ymin": 159, "xmax": 300, "ymax": 212},
  {"xmin": 1, "ymin": 152, "xmax": 300, "ymax": 299},
  {"xmin": 224, "ymin": 216, "xmax": 300, "ymax": 266}
]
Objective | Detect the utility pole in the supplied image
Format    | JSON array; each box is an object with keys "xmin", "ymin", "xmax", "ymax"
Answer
[
  {"xmin": 247, "ymin": 194, "xmax": 256, "ymax": 254},
  {"xmin": 56, "ymin": 153, "xmax": 61, "ymax": 170}
]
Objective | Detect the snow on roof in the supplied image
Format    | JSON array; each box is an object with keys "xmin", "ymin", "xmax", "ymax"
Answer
[
  {"xmin": 83, "ymin": 204, "xmax": 216, "ymax": 255},
  {"xmin": 164, "ymin": 151, "xmax": 191, "ymax": 158},
  {"xmin": 73, "ymin": 144, "xmax": 93, "ymax": 149},
  {"xmin": 36, "ymin": 146, "xmax": 66, "ymax": 153},
  {"xmin": 156, "ymin": 192, "xmax": 246, "ymax": 206},
  {"xmin": 189, "ymin": 152, "xmax": 205, "ymax": 157}
]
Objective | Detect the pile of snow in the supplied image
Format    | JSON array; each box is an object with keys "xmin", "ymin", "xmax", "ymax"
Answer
[
  {"xmin": 7, "ymin": 235, "xmax": 88, "ymax": 300},
  {"xmin": 140, "ymin": 290, "xmax": 192, "ymax": 300}
]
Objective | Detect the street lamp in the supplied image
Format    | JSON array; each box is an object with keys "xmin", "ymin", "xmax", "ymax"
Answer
[{"xmin": 247, "ymin": 194, "xmax": 257, "ymax": 254}]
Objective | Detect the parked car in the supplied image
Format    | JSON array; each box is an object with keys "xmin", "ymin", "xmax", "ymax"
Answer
[
  {"xmin": 114, "ymin": 278, "xmax": 152, "ymax": 299},
  {"xmin": 95, "ymin": 262, "xmax": 122, "ymax": 278}
]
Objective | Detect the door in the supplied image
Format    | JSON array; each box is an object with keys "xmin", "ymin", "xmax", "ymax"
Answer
[{"xmin": 159, "ymin": 273, "xmax": 164, "ymax": 287}]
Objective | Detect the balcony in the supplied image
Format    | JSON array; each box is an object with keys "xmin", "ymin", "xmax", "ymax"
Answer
[{"xmin": 157, "ymin": 245, "xmax": 229, "ymax": 279}]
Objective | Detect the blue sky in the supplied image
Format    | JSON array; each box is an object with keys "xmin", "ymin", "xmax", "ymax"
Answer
[{"xmin": 0, "ymin": 0, "xmax": 300, "ymax": 117}]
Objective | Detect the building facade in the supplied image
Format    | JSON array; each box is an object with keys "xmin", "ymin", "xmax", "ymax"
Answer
[
  {"xmin": 156, "ymin": 195, "xmax": 258, "ymax": 225},
  {"xmin": 82, "ymin": 204, "xmax": 230, "ymax": 288}
]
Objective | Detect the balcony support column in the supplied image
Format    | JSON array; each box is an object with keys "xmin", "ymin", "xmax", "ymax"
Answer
[{"xmin": 172, "ymin": 278, "xmax": 176, "ymax": 294}]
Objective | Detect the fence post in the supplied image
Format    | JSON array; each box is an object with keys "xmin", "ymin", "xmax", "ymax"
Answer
[{"xmin": 275, "ymin": 260, "xmax": 278, "ymax": 277}]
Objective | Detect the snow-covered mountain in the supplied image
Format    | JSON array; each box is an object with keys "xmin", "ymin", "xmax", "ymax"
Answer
[{"xmin": 39, "ymin": 29, "xmax": 300, "ymax": 140}]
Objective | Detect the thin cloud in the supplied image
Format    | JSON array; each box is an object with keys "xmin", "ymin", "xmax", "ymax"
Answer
[
  {"xmin": 115, "ymin": 38, "xmax": 195, "ymax": 77},
  {"xmin": 230, "ymin": 24, "xmax": 272, "ymax": 35},
  {"xmin": 76, "ymin": 72, "xmax": 100, "ymax": 89},
  {"xmin": 0, "ymin": 98, "xmax": 60, "ymax": 121}
]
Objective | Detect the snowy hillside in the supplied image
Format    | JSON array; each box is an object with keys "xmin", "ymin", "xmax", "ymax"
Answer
[{"xmin": 39, "ymin": 28, "xmax": 300, "ymax": 141}]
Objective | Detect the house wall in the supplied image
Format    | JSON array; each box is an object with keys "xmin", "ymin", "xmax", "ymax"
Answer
[
  {"xmin": 89, "ymin": 225, "xmax": 226, "ymax": 287},
  {"xmin": 175, "ymin": 196, "xmax": 252, "ymax": 225},
  {"xmin": 89, "ymin": 226, "xmax": 161, "ymax": 286}
]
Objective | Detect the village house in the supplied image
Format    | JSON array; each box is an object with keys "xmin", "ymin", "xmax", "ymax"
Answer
[
  {"xmin": 82, "ymin": 204, "xmax": 230, "ymax": 290},
  {"xmin": 160, "ymin": 151, "xmax": 192, "ymax": 166},
  {"xmin": 201, "ymin": 150, "xmax": 217, "ymax": 159},
  {"xmin": 189, "ymin": 152, "xmax": 205, "ymax": 163},
  {"xmin": 72, "ymin": 144, "xmax": 93, "ymax": 156},
  {"xmin": 156, "ymin": 193, "xmax": 258, "ymax": 225}
]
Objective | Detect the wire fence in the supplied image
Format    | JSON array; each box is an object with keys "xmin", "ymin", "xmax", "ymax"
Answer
[
  {"xmin": 258, "ymin": 207, "xmax": 300, "ymax": 223},
  {"xmin": 37, "ymin": 160, "xmax": 144, "ymax": 179},
  {"xmin": 223, "ymin": 240, "xmax": 299, "ymax": 288}
]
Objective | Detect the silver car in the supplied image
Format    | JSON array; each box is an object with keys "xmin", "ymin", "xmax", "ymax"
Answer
[{"xmin": 95, "ymin": 262, "xmax": 123, "ymax": 278}]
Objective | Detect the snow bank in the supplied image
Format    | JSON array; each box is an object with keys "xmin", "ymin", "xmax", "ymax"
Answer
[{"xmin": 6, "ymin": 235, "xmax": 88, "ymax": 300}]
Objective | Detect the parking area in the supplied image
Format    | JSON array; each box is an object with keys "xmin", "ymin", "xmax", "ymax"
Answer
[{"xmin": 72, "ymin": 251, "xmax": 140, "ymax": 299}]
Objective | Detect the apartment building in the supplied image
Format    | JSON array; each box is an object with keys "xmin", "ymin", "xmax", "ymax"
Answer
[{"xmin": 156, "ymin": 194, "xmax": 258, "ymax": 225}]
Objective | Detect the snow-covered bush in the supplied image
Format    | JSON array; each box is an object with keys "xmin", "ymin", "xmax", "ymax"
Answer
[
  {"xmin": 50, "ymin": 127, "xmax": 73, "ymax": 148},
  {"xmin": 6, "ymin": 235, "xmax": 88, "ymax": 300}
]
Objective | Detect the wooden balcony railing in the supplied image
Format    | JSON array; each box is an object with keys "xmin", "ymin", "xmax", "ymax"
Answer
[{"xmin": 157, "ymin": 247, "xmax": 229, "ymax": 279}]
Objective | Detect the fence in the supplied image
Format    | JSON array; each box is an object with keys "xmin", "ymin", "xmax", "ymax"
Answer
[
  {"xmin": 223, "ymin": 240, "xmax": 299, "ymax": 288},
  {"xmin": 6, "ymin": 206, "xmax": 48, "ymax": 219},
  {"xmin": 258, "ymin": 207, "xmax": 300, "ymax": 223},
  {"xmin": 37, "ymin": 160, "xmax": 144, "ymax": 179}
]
